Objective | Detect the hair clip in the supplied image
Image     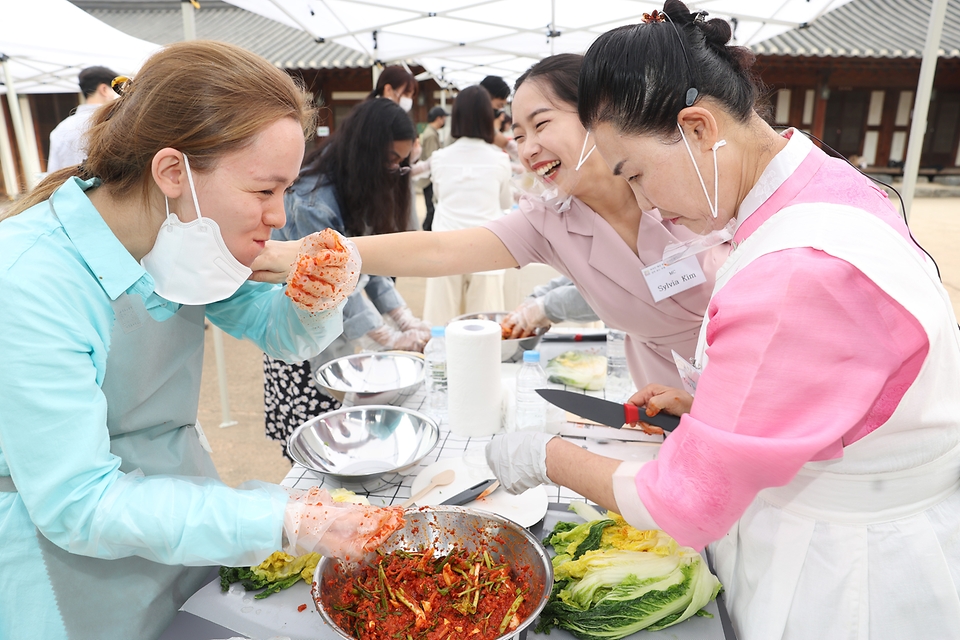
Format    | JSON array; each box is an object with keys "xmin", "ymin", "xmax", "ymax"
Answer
[
  {"xmin": 642, "ymin": 10, "xmax": 666, "ymax": 23},
  {"xmin": 111, "ymin": 75, "xmax": 131, "ymax": 96},
  {"xmin": 693, "ymin": 11, "xmax": 708, "ymax": 24}
]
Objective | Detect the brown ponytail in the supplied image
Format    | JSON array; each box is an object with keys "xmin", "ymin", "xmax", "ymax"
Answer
[{"xmin": 4, "ymin": 40, "xmax": 317, "ymax": 219}]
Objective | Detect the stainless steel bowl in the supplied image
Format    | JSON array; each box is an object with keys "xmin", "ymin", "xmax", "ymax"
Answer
[
  {"xmin": 315, "ymin": 352, "xmax": 426, "ymax": 406},
  {"xmin": 287, "ymin": 405, "xmax": 439, "ymax": 492},
  {"xmin": 312, "ymin": 506, "xmax": 554, "ymax": 640},
  {"xmin": 451, "ymin": 311, "xmax": 547, "ymax": 362}
]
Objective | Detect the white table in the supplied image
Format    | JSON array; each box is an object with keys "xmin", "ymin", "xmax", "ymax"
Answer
[{"xmin": 177, "ymin": 340, "xmax": 683, "ymax": 640}]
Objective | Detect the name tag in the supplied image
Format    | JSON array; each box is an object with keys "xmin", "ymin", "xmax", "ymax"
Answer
[
  {"xmin": 672, "ymin": 349, "xmax": 701, "ymax": 396},
  {"xmin": 641, "ymin": 255, "xmax": 706, "ymax": 303}
]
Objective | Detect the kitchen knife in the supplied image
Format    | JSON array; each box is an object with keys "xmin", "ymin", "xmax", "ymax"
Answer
[
  {"xmin": 439, "ymin": 478, "xmax": 499, "ymax": 506},
  {"xmin": 536, "ymin": 388, "xmax": 681, "ymax": 432},
  {"xmin": 541, "ymin": 332, "xmax": 607, "ymax": 342}
]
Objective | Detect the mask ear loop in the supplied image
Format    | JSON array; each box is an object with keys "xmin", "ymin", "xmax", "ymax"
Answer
[
  {"xmin": 710, "ymin": 139, "xmax": 726, "ymax": 218},
  {"xmin": 678, "ymin": 123, "xmax": 726, "ymax": 219},
  {"xmin": 180, "ymin": 153, "xmax": 204, "ymax": 221},
  {"xmin": 575, "ymin": 131, "xmax": 597, "ymax": 171}
]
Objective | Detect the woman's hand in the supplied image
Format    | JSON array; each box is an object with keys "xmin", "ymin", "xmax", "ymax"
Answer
[
  {"xmin": 249, "ymin": 239, "xmax": 302, "ymax": 284},
  {"xmin": 627, "ymin": 384, "xmax": 693, "ymax": 435},
  {"xmin": 282, "ymin": 487, "xmax": 404, "ymax": 561},
  {"xmin": 502, "ymin": 297, "xmax": 550, "ymax": 339},
  {"xmin": 283, "ymin": 230, "xmax": 362, "ymax": 313}
]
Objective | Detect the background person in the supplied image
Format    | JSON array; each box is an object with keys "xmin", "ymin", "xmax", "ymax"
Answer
[
  {"xmin": 480, "ymin": 74, "xmax": 516, "ymax": 154},
  {"xmin": 421, "ymin": 85, "xmax": 512, "ymax": 324},
  {"xmin": 504, "ymin": 276, "xmax": 600, "ymax": 337},
  {"xmin": 368, "ymin": 65, "xmax": 422, "ymax": 231},
  {"xmin": 262, "ymin": 98, "xmax": 431, "ymax": 460},
  {"xmin": 0, "ymin": 41, "xmax": 400, "ymax": 640},
  {"xmin": 417, "ymin": 105, "xmax": 447, "ymax": 231},
  {"xmin": 486, "ymin": 3, "xmax": 960, "ymax": 638},
  {"xmin": 368, "ymin": 65, "xmax": 418, "ymax": 111},
  {"xmin": 47, "ymin": 65, "xmax": 119, "ymax": 172}
]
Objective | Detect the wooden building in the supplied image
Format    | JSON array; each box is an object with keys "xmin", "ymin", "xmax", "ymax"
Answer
[{"xmin": 753, "ymin": 0, "xmax": 960, "ymax": 177}]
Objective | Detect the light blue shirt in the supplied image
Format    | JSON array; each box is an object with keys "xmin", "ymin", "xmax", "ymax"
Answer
[{"xmin": 0, "ymin": 177, "xmax": 344, "ymax": 639}]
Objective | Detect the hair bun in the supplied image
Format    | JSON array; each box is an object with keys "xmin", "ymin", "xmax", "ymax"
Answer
[{"xmin": 699, "ymin": 17, "xmax": 732, "ymax": 48}]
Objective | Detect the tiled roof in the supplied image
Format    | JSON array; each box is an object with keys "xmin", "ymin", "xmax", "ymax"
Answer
[
  {"xmin": 753, "ymin": 0, "xmax": 960, "ymax": 58},
  {"xmin": 72, "ymin": 0, "xmax": 373, "ymax": 69}
]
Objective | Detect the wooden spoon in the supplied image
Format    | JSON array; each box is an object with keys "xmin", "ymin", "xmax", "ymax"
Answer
[{"xmin": 401, "ymin": 469, "xmax": 456, "ymax": 508}]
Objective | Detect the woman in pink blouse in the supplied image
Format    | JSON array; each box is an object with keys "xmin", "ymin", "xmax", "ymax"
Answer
[
  {"xmin": 486, "ymin": 2, "xmax": 960, "ymax": 638},
  {"xmin": 339, "ymin": 53, "xmax": 728, "ymax": 389}
]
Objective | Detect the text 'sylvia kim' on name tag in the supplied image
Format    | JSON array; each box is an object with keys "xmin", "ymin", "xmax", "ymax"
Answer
[{"xmin": 642, "ymin": 255, "xmax": 706, "ymax": 303}]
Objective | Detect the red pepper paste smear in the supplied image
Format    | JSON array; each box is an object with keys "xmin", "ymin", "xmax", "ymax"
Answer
[{"xmin": 325, "ymin": 546, "xmax": 533, "ymax": 640}]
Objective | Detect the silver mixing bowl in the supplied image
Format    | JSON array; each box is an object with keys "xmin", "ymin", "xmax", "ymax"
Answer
[
  {"xmin": 451, "ymin": 311, "xmax": 547, "ymax": 362},
  {"xmin": 287, "ymin": 405, "xmax": 439, "ymax": 492},
  {"xmin": 315, "ymin": 352, "xmax": 426, "ymax": 406},
  {"xmin": 312, "ymin": 506, "xmax": 554, "ymax": 640}
]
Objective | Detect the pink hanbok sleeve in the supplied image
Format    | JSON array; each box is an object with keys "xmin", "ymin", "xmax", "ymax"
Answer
[{"xmin": 634, "ymin": 248, "xmax": 928, "ymax": 549}]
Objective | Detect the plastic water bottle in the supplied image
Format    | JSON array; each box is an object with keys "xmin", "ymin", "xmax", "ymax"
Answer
[
  {"xmin": 516, "ymin": 350, "xmax": 548, "ymax": 431},
  {"xmin": 424, "ymin": 326, "xmax": 447, "ymax": 422},
  {"xmin": 606, "ymin": 329, "xmax": 632, "ymax": 403}
]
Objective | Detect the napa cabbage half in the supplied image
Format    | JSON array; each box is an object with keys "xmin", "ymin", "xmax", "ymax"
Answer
[{"xmin": 536, "ymin": 503, "xmax": 722, "ymax": 639}]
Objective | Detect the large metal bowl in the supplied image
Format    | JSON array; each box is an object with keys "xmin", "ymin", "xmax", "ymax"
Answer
[
  {"xmin": 287, "ymin": 405, "xmax": 438, "ymax": 492},
  {"xmin": 312, "ymin": 506, "xmax": 553, "ymax": 640},
  {"xmin": 315, "ymin": 352, "xmax": 426, "ymax": 406},
  {"xmin": 451, "ymin": 311, "xmax": 547, "ymax": 362}
]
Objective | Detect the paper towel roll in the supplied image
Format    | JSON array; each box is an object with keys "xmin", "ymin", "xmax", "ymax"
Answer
[{"xmin": 446, "ymin": 319, "xmax": 503, "ymax": 437}]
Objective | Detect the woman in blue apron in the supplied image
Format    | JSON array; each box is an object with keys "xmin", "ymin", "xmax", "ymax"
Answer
[{"xmin": 0, "ymin": 41, "xmax": 400, "ymax": 640}]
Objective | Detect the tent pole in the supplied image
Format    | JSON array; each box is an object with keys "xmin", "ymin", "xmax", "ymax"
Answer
[
  {"xmin": 0, "ymin": 99, "xmax": 20, "ymax": 197},
  {"xmin": 1, "ymin": 57, "xmax": 40, "ymax": 190},
  {"xmin": 901, "ymin": 0, "xmax": 948, "ymax": 220},
  {"xmin": 181, "ymin": 0, "xmax": 197, "ymax": 41},
  {"xmin": 177, "ymin": 1, "xmax": 238, "ymax": 429}
]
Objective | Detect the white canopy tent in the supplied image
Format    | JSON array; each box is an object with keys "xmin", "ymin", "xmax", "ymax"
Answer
[
  {"xmin": 220, "ymin": 0, "xmax": 855, "ymax": 87},
  {"xmin": 0, "ymin": 0, "xmax": 159, "ymax": 190},
  {"xmin": 221, "ymin": 0, "xmax": 947, "ymax": 218}
]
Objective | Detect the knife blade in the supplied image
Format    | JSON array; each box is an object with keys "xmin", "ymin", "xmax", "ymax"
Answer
[
  {"xmin": 439, "ymin": 478, "xmax": 499, "ymax": 506},
  {"xmin": 536, "ymin": 388, "xmax": 681, "ymax": 432}
]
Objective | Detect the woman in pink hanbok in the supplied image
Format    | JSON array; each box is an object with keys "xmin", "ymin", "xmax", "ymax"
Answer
[{"xmin": 486, "ymin": 2, "xmax": 960, "ymax": 638}]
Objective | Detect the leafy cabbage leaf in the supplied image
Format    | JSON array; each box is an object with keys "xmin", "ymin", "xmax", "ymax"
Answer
[
  {"xmin": 537, "ymin": 513, "xmax": 722, "ymax": 639},
  {"xmin": 545, "ymin": 351, "xmax": 607, "ymax": 391}
]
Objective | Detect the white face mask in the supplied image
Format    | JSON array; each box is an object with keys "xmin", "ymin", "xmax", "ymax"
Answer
[
  {"xmin": 517, "ymin": 130, "xmax": 597, "ymax": 214},
  {"xmin": 398, "ymin": 96, "xmax": 413, "ymax": 112},
  {"xmin": 677, "ymin": 123, "xmax": 726, "ymax": 219},
  {"xmin": 141, "ymin": 154, "xmax": 252, "ymax": 305}
]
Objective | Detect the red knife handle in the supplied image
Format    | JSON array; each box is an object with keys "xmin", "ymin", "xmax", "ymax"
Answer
[{"xmin": 623, "ymin": 403, "xmax": 639, "ymax": 424}]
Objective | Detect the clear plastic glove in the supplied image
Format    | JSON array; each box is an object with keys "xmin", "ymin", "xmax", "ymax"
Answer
[
  {"xmin": 503, "ymin": 296, "xmax": 551, "ymax": 339},
  {"xmin": 285, "ymin": 229, "xmax": 362, "ymax": 313},
  {"xmin": 485, "ymin": 431, "xmax": 557, "ymax": 494},
  {"xmin": 282, "ymin": 487, "xmax": 404, "ymax": 562},
  {"xmin": 366, "ymin": 323, "xmax": 431, "ymax": 352},
  {"xmin": 388, "ymin": 306, "xmax": 431, "ymax": 334}
]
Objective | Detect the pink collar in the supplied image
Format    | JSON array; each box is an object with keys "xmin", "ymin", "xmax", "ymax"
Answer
[{"xmin": 733, "ymin": 146, "xmax": 828, "ymax": 245}]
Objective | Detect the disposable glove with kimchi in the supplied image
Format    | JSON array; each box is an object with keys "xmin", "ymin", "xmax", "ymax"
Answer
[
  {"xmin": 219, "ymin": 488, "xmax": 404, "ymax": 599},
  {"xmin": 536, "ymin": 502, "xmax": 722, "ymax": 639},
  {"xmin": 285, "ymin": 228, "xmax": 361, "ymax": 312}
]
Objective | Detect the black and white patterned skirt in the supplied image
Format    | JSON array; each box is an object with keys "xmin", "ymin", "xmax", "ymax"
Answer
[{"xmin": 263, "ymin": 354, "xmax": 341, "ymax": 461}]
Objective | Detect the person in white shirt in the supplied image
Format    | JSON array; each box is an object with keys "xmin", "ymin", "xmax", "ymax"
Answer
[
  {"xmin": 422, "ymin": 85, "xmax": 512, "ymax": 323},
  {"xmin": 47, "ymin": 66, "xmax": 119, "ymax": 172}
]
